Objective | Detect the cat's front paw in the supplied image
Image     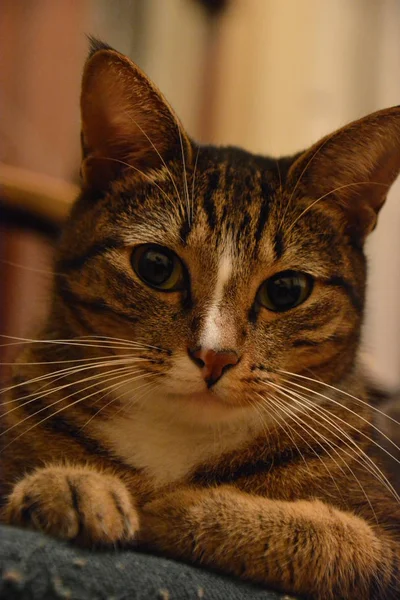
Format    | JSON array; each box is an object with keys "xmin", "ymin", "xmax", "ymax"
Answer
[
  {"xmin": 4, "ymin": 466, "xmax": 139, "ymax": 546},
  {"xmin": 140, "ymin": 488, "xmax": 219, "ymax": 560}
]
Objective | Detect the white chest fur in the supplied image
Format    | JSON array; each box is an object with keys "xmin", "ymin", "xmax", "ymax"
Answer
[{"xmin": 95, "ymin": 403, "xmax": 260, "ymax": 487}]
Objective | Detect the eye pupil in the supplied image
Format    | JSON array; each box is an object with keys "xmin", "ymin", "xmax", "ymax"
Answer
[
  {"xmin": 131, "ymin": 244, "xmax": 185, "ymax": 291},
  {"xmin": 139, "ymin": 250, "xmax": 172, "ymax": 285},
  {"xmin": 257, "ymin": 270, "xmax": 313, "ymax": 312},
  {"xmin": 267, "ymin": 276, "xmax": 302, "ymax": 308}
]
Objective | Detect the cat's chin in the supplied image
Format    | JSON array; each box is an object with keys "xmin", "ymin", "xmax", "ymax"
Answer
[{"xmin": 166, "ymin": 390, "xmax": 247, "ymax": 425}]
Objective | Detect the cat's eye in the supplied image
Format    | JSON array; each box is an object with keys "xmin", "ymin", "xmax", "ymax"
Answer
[
  {"xmin": 256, "ymin": 270, "xmax": 313, "ymax": 312},
  {"xmin": 131, "ymin": 244, "xmax": 186, "ymax": 291}
]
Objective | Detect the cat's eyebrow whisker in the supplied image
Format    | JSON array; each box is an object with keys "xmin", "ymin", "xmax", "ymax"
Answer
[
  {"xmin": 256, "ymin": 392, "xmax": 349, "ymax": 503},
  {"xmin": 278, "ymin": 369, "xmax": 400, "ymax": 427},
  {"xmin": 0, "ymin": 263, "xmax": 95, "ymax": 301},
  {"xmin": 99, "ymin": 156, "xmax": 180, "ymax": 214},
  {"xmin": 261, "ymin": 386, "xmax": 382, "ymax": 519},
  {"xmin": 282, "ymin": 132, "xmax": 335, "ymax": 229},
  {"xmin": 286, "ymin": 181, "xmax": 389, "ymax": 234},
  {"xmin": 279, "ymin": 373, "xmax": 400, "ymax": 458},
  {"xmin": 0, "ymin": 259, "xmax": 55, "ymax": 277},
  {"xmin": 1, "ymin": 363, "xmax": 145, "ymax": 419},
  {"xmin": 0, "ymin": 356, "xmax": 150, "ymax": 400},
  {"xmin": 1, "ymin": 370, "xmax": 155, "ymax": 452},
  {"xmin": 122, "ymin": 109, "xmax": 185, "ymax": 214},
  {"xmin": 266, "ymin": 381, "xmax": 400, "ymax": 505},
  {"xmin": 177, "ymin": 125, "xmax": 191, "ymax": 225},
  {"xmin": 190, "ymin": 146, "xmax": 200, "ymax": 228},
  {"xmin": 279, "ymin": 125, "xmax": 362, "ymax": 232}
]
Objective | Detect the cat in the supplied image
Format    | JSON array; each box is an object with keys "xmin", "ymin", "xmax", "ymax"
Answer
[{"xmin": 1, "ymin": 38, "xmax": 400, "ymax": 600}]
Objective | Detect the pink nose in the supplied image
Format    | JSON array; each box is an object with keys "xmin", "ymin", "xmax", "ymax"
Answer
[{"xmin": 189, "ymin": 348, "xmax": 239, "ymax": 387}]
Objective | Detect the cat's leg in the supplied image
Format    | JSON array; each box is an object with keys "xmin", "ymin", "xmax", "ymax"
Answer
[
  {"xmin": 3, "ymin": 465, "xmax": 139, "ymax": 546},
  {"xmin": 140, "ymin": 487, "xmax": 399, "ymax": 600}
]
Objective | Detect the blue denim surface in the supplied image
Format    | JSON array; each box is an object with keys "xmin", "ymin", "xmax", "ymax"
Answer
[{"xmin": 0, "ymin": 525, "xmax": 297, "ymax": 600}]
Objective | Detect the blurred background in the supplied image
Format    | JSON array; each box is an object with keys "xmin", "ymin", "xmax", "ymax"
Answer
[{"xmin": 1, "ymin": 0, "xmax": 400, "ymax": 389}]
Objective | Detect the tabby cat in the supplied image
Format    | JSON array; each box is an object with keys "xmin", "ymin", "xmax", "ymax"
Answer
[{"xmin": 1, "ymin": 39, "xmax": 400, "ymax": 600}]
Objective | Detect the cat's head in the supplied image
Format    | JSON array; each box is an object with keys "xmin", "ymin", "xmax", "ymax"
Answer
[{"xmin": 54, "ymin": 39, "xmax": 400, "ymax": 425}]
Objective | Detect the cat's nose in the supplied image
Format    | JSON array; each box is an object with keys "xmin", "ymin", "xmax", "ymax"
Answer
[{"xmin": 188, "ymin": 347, "xmax": 239, "ymax": 388}]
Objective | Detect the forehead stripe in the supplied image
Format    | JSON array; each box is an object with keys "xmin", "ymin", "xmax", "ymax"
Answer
[
  {"xmin": 202, "ymin": 169, "xmax": 220, "ymax": 230},
  {"xmin": 254, "ymin": 203, "xmax": 270, "ymax": 245},
  {"xmin": 273, "ymin": 230, "xmax": 285, "ymax": 260}
]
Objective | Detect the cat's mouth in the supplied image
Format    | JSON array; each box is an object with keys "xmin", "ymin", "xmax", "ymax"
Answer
[
  {"xmin": 169, "ymin": 389, "xmax": 243, "ymax": 413},
  {"xmin": 163, "ymin": 390, "xmax": 244, "ymax": 425},
  {"xmin": 184, "ymin": 390, "xmax": 230, "ymax": 404}
]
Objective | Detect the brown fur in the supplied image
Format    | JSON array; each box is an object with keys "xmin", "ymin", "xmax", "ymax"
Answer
[{"xmin": 1, "ymin": 40, "xmax": 400, "ymax": 599}]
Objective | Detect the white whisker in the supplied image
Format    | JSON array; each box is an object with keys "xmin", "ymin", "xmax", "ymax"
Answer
[
  {"xmin": 257, "ymin": 392, "xmax": 348, "ymax": 502},
  {"xmin": 122, "ymin": 109, "xmax": 185, "ymax": 214},
  {"xmin": 278, "ymin": 369, "xmax": 400, "ymax": 427},
  {"xmin": 0, "ymin": 366, "xmax": 150, "ymax": 449},
  {"xmin": 261, "ymin": 385, "xmax": 381, "ymax": 519},
  {"xmin": 265, "ymin": 380, "xmax": 400, "ymax": 506},
  {"xmin": 0, "ymin": 334, "xmax": 157, "ymax": 351},
  {"xmin": 279, "ymin": 374, "xmax": 400, "ymax": 459},
  {"xmin": 177, "ymin": 125, "xmax": 190, "ymax": 225},
  {"xmin": 286, "ymin": 181, "xmax": 388, "ymax": 235},
  {"xmin": 1, "ymin": 357, "xmax": 150, "ymax": 402},
  {"xmin": 0, "ymin": 364, "xmax": 144, "ymax": 429},
  {"xmin": 190, "ymin": 146, "xmax": 200, "ymax": 228},
  {"xmin": 1, "ymin": 352, "xmax": 150, "ymax": 367},
  {"xmin": 278, "ymin": 380, "xmax": 400, "ymax": 504},
  {"xmin": 79, "ymin": 374, "xmax": 159, "ymax": 430}
]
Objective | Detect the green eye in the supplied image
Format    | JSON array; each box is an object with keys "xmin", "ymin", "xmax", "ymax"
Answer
[
  {"xmin": 257, "ymin": 270, "xmax": 313, "ymax": 312},
  {"xmin": 131, "ymin": 244, "xmax": 185, "ymax": 291}
]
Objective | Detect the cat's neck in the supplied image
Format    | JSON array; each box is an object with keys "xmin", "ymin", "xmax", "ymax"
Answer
[{"xmin": 94, "ymin": 395, "xmax": 263, "ymax": 487}]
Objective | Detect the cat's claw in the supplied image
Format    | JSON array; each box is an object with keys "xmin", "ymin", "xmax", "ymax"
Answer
[{"xmin": 4, "ymin": 466, "xmax": 139, "ymax": 546}]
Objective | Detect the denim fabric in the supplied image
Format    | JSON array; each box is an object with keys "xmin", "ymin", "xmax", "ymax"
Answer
[{"xmin": 0, "ymin": 525, "xmax": 297, "ymax": 600}]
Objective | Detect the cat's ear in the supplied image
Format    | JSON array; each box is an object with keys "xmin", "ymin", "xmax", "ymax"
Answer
[
  {"xmin": 80, "ymin": 39, "xmax": 191, "ymax": 190},
  {"xmin": 287, "ymin": 107, "xmax": 400, "ymax": 240}
]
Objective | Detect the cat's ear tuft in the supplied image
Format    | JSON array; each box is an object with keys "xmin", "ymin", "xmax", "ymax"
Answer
[
  {"xmin": 86, "ymin": 36, "xmax": 113, "ymax": 59},
  {"xmin": 288, "ymin": 107, "xmax": 400, "ymax": 240},
  {"xmin": 80, "ymin": 43, "xmax": 191, "ymax": 190}
]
